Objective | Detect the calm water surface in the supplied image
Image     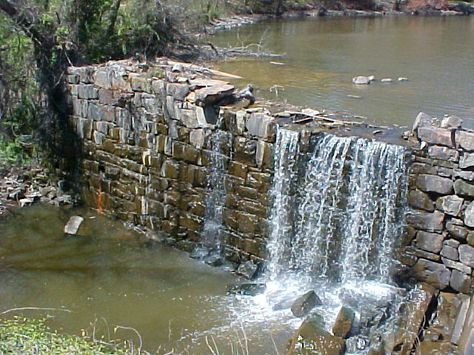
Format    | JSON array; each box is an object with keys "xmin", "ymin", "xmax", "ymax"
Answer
[
  {"xmin": 212, "ymin": 16, "xmax": 474, "ymax": 128},
  {"xmin": 0, "ymin": 205, "xmax": 294, "ymax": 353}
]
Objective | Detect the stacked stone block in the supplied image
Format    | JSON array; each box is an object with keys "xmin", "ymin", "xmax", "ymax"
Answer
[
  {"xmin": 67, "ymin": 60, "xmax": 276, "ymax": 262},
  {"xmin": 403, "ymin": 114, "xmax": 474, "ymax": 293}
]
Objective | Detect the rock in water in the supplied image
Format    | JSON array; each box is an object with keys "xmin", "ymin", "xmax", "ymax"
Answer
[
  {"xmin": 64, "ymin": 216, "xmax": 84, "ymax": 235},
  {"xmin": 291, "ymin": 290, "xmax": 322, "ymax": 317},
  {"xmin": 227, "ymin": 283, "xmax": 266, "ymax": 296},
  {"xmin": 332, "ymin": 306, "xmax": 355, "ymax": 338},
  {"xmin": 236, "ymin": 260, "xmax": 259, "ymax": 280},
  {"xmin": 290, "ymin": 313, "xmax": 345, "ymax": 355},
  {"xmin": 352, "ymin": 76, "xmax": 371, "ymax": 85}
]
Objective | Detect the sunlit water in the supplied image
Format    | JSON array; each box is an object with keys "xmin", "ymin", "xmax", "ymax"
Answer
[{"xmin": 212, "ymin": 16, "xmax": 474, "ymax": 128}]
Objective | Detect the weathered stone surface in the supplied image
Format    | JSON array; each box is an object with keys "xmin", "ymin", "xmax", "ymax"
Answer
[
  {"xmin": 236, "ymin": 260, "xmax": 259, "ymax": 280},
  {"xmin": 292, "ymin": 314, "xmax": 345, "ymax": 355},
  {"xmin": 450, "ymin": 270, "xmax": 471, "ymax": 293},
  {"xmin": 64, "ymin": 216, "xmax": 84, "ymax": 235},
  {"xmin": 393, "ymin": 283, "xmax": 436, "ymax": 353},
  {"xmin": 408, "ymin": 189, "xmax": 434, "ymax": 211},
  {"xmin": 412, "ymin": 259, "xmax": 451, "ymax": 289},
  {"xmin": 246, "ymin": 113, "xmax": 275, "ymax": 140},
  {"xmin": 436, "ymin": 195, "xmax": 464, "ymax": 216},
  {"xmin": 415, "ymin": 231, "xmax": 444, "ymax": 253},
  {"xmin": 442, "ymin": 257, "xmax": 471, "ymax": 274},
  {"xmin": 459, "ymin": 244, "xmax": 474, "ymax": 268},
  {"xmin": 412, "ymin": 112, "xmax": 432, "ymax": 131},
  {"xmin": 189, "ymin": 129, "xmax": 206, "ymax": 149},
  {"xmin": 428, "ymin": 145, "xmax": 459, "ymax": 162},
  {"xmin": 457, "ymin": 130, "xmax": 474, "ymax": 152},
  {"xmin": 195, "ymin": 84, "xmax": 234, "ymax": 106},
  {"xmin": 416, "ymin": 174, "xmax": 453, "ymax": 194},
  {"xmin": 447, "ymin": 219, "xmax": 469, "ymax": 240},
  {"xmin": 406, "ymin": 210, "xmax": 445, "ymax": 232},
  {"xmin": 441, "ymin": 244, "xmax": 459, "ymax": 260},
  {"xmin": 465, "ymin": 201, "xmax": 474, "ymax": 228},
  {"xmin": 454, "ymin": 179, "xmax": 474, "ymax": 197},
  {"xmin": 460, "ymin": 153, "xmax": 474, "ymax": 169},
  {"xmin": 167, "ymin": 83, "xmax": 189, "ymax": 100},
  {"xmin": 456, "ymin": 169, "xmax": 474, "ymax": 182},
  {"xmin": 418, "ymin": 126, "xmax": 454, "ymax": 147},
  {"xmin": 291, "ymin": 291, "xmax": 322, "ymax": 317},
  {"xmin": 332, "ymin": 307, "xmax": 355, "ymax": 339},
  {"xmin": 441, "ymin": 115, "xmax": 463, "ymax": 129},
  {"xmin": 452, "ymin": 294, "xmax": 471, "ymax": 345}
]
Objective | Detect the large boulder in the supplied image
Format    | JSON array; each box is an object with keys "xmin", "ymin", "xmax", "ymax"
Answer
[{"xmin": 291, "ymin": 290, "xmax": 322, "ymax": 317}]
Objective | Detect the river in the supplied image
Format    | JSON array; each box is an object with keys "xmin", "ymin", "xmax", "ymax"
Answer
[{"xmin": 212, "ymin": 16, "xmax": 474, "ymax": 128}]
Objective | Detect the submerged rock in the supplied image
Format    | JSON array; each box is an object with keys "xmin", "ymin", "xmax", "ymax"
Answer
[
  {"xmin": 333, "ymin": 306, "xmax": 355, "ymax": 339},
  {"xmin": 291, "ymin": 290, "xmax": 322, "ymax": 317},
  {"xmin": 204, "ymin": 254, "xmax": 224, "ymax": 267},
  {"xmin": 64, "ymin": 216, "xmax": 84, "ymax": 235},
  {"xmin": 190, "ymin": 245, "xmax": 210, "ymax": 260},
  {"xmin": 227, "ymin": 282, "xmax": 266, "ymax": 296}
]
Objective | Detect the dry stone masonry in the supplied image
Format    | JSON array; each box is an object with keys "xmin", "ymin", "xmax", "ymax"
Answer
[
  {"xmin": 67, "ymin": 59, "xmax": 279, "ymax": 264},
  {"xmin": 404, "ymin": 113, "xmax": 474, "ymax": 293},
  {"xmin": 67, "ymin": 59, "xmax": 474, "ymax": 297}
]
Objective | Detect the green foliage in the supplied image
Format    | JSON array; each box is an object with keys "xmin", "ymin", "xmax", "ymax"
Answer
[
  {"xmin": 0, "ymin": 317, "xmax": 128, "ymax": 354},
  {"xmin": 0, "ymin": 137, "xmax": 30, "ymax": 167}
]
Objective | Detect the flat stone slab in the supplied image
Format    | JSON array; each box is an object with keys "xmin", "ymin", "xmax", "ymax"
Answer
[{"xmin": 64, "ymin": 216, "xmax": 84, "ymax": 235}]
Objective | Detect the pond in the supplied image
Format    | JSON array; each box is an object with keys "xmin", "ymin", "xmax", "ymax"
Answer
[
  {"xmin": 0, "ymin": 205, "xmax": 296, "ymax": 353},
  {"xmin": 212, "ymin": 16, "xmax": 474, "ymax": 128}
]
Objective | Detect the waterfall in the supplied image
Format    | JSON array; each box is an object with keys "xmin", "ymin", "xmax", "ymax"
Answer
[
  {"xmin": 266, "ymin": 128, "xmax": 407, "ymax": 285},
  {"xmin": 202, "ymin": 130, "xmax": 228, "ymax": 252},
  {"xmin": 266, "ymin": 128, "xmax": 300, "ymax": 279}
]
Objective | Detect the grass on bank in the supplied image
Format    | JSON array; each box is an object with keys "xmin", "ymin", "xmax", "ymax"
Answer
[{"xmin": 0, "ymin": 317, "xmax": 130, "ymax": 355}]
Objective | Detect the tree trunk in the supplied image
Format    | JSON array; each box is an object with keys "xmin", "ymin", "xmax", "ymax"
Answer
[{"xmin": 0, "ymin": 0, "xmax": 81, "ymax": 183}]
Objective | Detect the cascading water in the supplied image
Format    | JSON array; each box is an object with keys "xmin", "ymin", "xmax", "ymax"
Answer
[
  {"xmin": 202, "ymin": 129, "xmax": 228, "ymax": 252},
  {"xmin": 266, "ymin": 128, "xmax": 408, "ymax": 285}
]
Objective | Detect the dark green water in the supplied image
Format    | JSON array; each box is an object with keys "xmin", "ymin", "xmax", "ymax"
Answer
[
  {"xmin": 212, "ymin": 16, "xmax": 474, "ymax": 128},
  {"xmin": 0, "ymin": 205, "xmax": 294, "ymax": 353}
]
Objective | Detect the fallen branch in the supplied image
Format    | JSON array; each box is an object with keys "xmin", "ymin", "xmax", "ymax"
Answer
[{"xmin": 0, "ymin": 307, "xmax": 72, "ymax": 315}]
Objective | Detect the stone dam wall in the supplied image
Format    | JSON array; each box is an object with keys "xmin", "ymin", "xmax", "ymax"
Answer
[
  {"xmin": 403, "ymin": 115, "xmax": 474, "ymax": 293},
  {"xmin": 67, "ymin": 59, "xmax": 474, "ymax": 294}
]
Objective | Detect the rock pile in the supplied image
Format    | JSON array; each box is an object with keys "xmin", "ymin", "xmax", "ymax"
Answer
[{"xmin": 0, "ymin": 166, "xmax": 75, "ymax": 218}]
